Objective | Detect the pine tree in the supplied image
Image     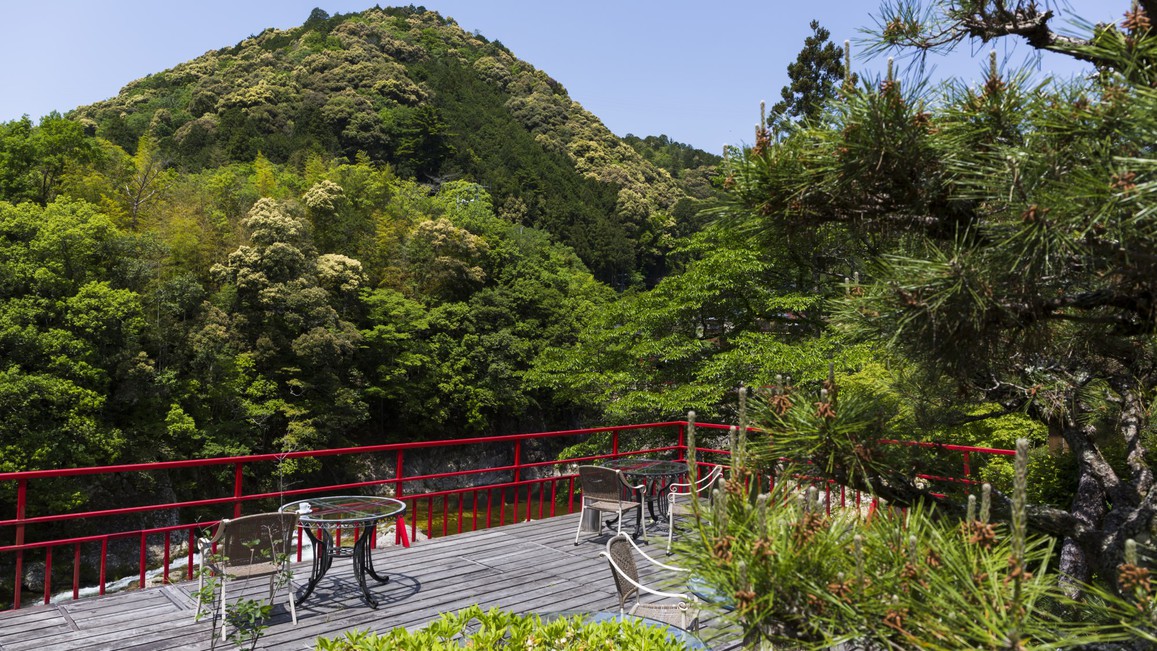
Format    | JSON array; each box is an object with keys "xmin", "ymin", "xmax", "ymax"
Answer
[
  {"xmin": 727, "ymin": 1, "xmax": 1157, "ymax": 587},
  {"xmin": 767, "ymin": 20, "xmax": 846, "ymax": 134}
]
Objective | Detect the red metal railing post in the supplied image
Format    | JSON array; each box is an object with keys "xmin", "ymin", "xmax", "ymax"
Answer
[
  {"xmin": 42, "ymin": 547, "xmax": 52, "ymax": 605},
  {"xmin": 676, "ymin": 423, "xmax": 686, "ymax": 462},
  {"xmin": 162, "ymin": 535, "xmax": 171, "ymax": 585},
  {"xmin": 14, "ymin": 478, "xmax": 26, "ymax": 609},
  {"xmin": 395, "ymin": 450, "xmax": 405, "ymax": 546},
  {"xmin": 232, "ymin": 463, "xmax": 244, "ymax": 519},
  {"xmin": 99, "ymin": 537, "xmax": 108, "ymax": 596},
  {"xmin": 612, "ymin": 430, "xmax": 620, "ymax": 457},
  {"xmin": 186, "ymin": 529, "xmax": 196, "ymax": 580},
  {"xmin": 512, "ymin": 439, "xmax": 522, "ymax": 522},
  {"xmin": 73, "ymin": 544, "xmax": 80, "ymax": 600},
  {"xmin": 962, "ymin": 451, "xmax": 972, "ymax": 478},
  {"xmin": 138, "ymin": 532, "xmax": 147, "ymax": 588}
]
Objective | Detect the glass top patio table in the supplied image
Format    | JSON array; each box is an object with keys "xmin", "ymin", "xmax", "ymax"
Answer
[
  {"xmin": 280, "ymin": 495, "xmax": 406, "ymax": 608},
  {"xmin": 600, "ymin": 458, "xmax": 688, "ymax": 521},
  {"xmin": 283, "ymin": 495, "xmax": 405, "ymax": 525},
  {"xmin": 688, "ymin": 575, "xmax": 735, "ymax": 612},
  {"xmin": 601, "ymin": 458, "xmax": 688, "ymax": 477}
]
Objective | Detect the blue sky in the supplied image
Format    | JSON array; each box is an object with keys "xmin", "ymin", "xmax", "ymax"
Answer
[{"xmin": 1, "ymin": 1, "xmax": 1120, "ymax": 153}]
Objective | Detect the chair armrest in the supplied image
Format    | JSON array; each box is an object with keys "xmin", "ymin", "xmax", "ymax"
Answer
[
  {"xmin": 196, "ymin": 536, "xmax": 219, "ymax": 571},
  {"xmin": 600, "ymin": 552, "xmax": 695, "ymax": 601},
  {"xmin": 615, "ymin": 472, "xmax": 645, "ymax": 494},
  {"xmin": 669, "ymin": 466, "xmax": 723, "ymax": 494},
  {"xmin": 203, "ymin": 519, "xmax": 229, "ymax": 545},
  {"xmin": 620, "ymin": 531, "xmax": 689, "ymax": 573}
]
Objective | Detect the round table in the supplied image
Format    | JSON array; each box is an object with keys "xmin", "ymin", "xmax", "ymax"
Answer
[
  {"xmin": 280, "ymin": 495, "xmax": 406, "ymax": 608},
  {"xmin": 601, "ymin": 458, "xmax": 688, "ymax": 521}
]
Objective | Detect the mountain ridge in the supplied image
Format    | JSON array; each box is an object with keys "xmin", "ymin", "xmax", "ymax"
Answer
[{"xmin": 71, "ymin": 5, "xmax": 718, "ymax": 283}]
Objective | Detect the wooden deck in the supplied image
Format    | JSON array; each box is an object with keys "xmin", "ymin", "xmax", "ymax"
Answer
[{"xmin": 0, "ymin": 513, "xmax": 741, "ymax": 650}]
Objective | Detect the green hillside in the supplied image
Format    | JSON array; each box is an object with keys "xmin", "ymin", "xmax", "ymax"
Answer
[
  {"xmin": 72, "ymin": 6, "xmax": 717, "ymax": 284},
  {"xmin": 0, "ymin": 5, "xmax": 722, "ymax": 506}
]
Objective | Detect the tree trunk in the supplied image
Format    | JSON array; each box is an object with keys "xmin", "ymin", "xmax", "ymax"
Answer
[{"xmin": 1058, "ymin": 464, "xmax": 1103, "ymax": 597}]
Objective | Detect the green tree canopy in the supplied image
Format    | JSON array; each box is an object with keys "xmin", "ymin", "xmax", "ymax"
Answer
[
  {"xmin": 725, "ymin": 0, "xmax": 1157, "ymax": 585},
  {"xmin": 767, "ymin": 20, "xmax": 847, "ymax": 133}
]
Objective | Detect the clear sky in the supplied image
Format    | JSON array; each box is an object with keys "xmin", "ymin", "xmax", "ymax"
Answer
[{"xmin": 0, "ymin": 1, "xmax": 1121, "ymax": 153}]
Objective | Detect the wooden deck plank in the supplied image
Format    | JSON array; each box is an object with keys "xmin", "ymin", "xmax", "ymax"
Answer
[{"xmin": 0, "ymin": 513, "xmax": 740, "ymax": 650}]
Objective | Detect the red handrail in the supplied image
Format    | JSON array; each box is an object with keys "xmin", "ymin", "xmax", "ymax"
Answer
[{"xmin": 0, "ymin": 421, "xmax": 1009, "ymax": 610}]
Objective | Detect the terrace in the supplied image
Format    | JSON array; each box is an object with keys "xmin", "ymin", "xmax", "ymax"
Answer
[
  {"xmin": 0, "ymin": 422, "xmax": 1002, "ymax": 650},
  {"xmin": 0, "ymin": 514, "xmax": 747, "ymax": 650}
]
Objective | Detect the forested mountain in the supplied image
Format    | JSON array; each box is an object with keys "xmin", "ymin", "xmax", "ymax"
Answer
[
  {"xmin": 68, "ymin": 6, "xmax": 717, "ymax": 286},
  {"xmin": 0, "ymin": 4, "xmax": 723, "ymax": 494}
]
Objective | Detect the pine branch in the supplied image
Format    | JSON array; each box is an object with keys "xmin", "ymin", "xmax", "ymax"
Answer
[
  {"xmin": 954, "ymin": 5, "xmax": 1105, "ymax": 64},
  {"xmin": 833, "ymin": 463, "xmax": 1085, "ymax": 539},
  {"xmin": 996, "ymin": 289, "xmax": 1156, "ymax": 328},
  {"xmin": 1064, "ymin": 417, "xmax": 1130, "ymax": 514},
  {"xmin": 1106, "ymin": 381, "xmax": 1156, "ymax": 498}
]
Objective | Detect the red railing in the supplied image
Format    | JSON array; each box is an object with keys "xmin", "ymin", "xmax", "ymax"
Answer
[
  {"xmin": 0, "ymin": 422, "xmax": 687, "ymax": 610},
  {"xmin": 692, "ymin": 423, "xmax": 1015, "ymax": 514},
  {"xmin": 0, "ymin": 421, "xmax": 1010, "ymax": 611}
]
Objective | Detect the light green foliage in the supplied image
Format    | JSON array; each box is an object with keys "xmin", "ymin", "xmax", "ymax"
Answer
[
  {"xmin": 0, "ymin": 200, "xmax": 145, "ymax": 471},
  {"xmin": 529, "ymin": 221, "xmax": 874, "ymax": 423},
  {"xmin": 677, "ymin": 448, "xmax": 1144, "ymax": 649},
  {"xmin": 209, "ymin": 197, "xmax": 365, "ymax": 451},
  {"xmin": 720, "ymin": 2, "xmax": 1157, "ymax": 582},
  {"xmin": 403, "ymin": 217, "xmax": 488, "ymax": 299},
  {"xmin": 360, "ymin": 181, "xmax": 611, "ymax": 437},
  {"xmin": 315, "ymin": 606, "xmax": 693, "ymax": 650},
  {"xmin": 62, "ymin": 5, "xmax": 700, "ymax": 287},
  {"xmin": 119, "ymin": 134, "xmax": 175, "ymax": 228},
  {"xmin": 0, "ymin": 113, "xmax": 93, "ymax": 205}
]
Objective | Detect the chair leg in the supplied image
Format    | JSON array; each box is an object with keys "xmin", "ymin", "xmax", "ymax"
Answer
[
  {"xmin": 286, "ymin": 571, "xmax": 298, "ymax": 625},
  {"xmin": 219, "ymin": 576, "xmax": 228, "ymax": 638},
  {"xmin": 193, "ymin": 566, "xmax": 204, "ymax": 623},
  {"xmin": 574, "ymin": 502, "xmax": 586, "ymax": 545},
  {"xmin": 667, "ymin": 508, "xmax": 675, "ymax": 554}
]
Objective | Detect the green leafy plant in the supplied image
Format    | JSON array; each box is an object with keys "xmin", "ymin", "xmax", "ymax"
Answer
[
  {"xmin": 314, "ymin": 605, "xmax": 696, "ymax": 650},
  {"xmin": 193, "ymin": 524, "xmax": 293, "ymax": 651},
  {"xmin": 675, "ymin": 437, "xmax": 1149, "ymax": 649}
]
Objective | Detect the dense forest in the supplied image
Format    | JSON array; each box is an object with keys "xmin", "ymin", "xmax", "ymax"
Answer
[{"xmin": 0, "ymin": 6, "xmax": 744, "ymax": 497}]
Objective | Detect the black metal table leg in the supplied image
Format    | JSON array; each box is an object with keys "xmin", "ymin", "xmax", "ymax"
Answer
[
  {"xmin": 294, "ymin": 526, "xmax": 330, "ymax": 606},
  {"xmin": 362, "ymin": 523, "xmax": 391, "ymax": 584},
  {"xmin": 351, "ymin": 521, "xmax": 391, "ymax": 608}
]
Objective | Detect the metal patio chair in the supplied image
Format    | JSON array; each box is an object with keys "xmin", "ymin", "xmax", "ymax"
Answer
[
  {"xmin": 573, "ymin": 465, "xmax": 646, "ymax": 545},
  {"xmin": 601, "ymin": 532, "xmax": 700, "ymax": 631},
  {"xmin": 193, "ymin": 511, "xmax": 299, "ymax": 631},
  {"xmin": 666, "ymin": 464, "xmax": 724, "ymax": 554}
]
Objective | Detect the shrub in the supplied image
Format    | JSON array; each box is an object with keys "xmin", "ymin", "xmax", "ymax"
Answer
[
  {"xmin": 675, "ymin": 438, "xmax": 1153, "ymax": 649},
  {"xmin": 315, "ymin": 605, "xmax": 697, "ymax": 650}
]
